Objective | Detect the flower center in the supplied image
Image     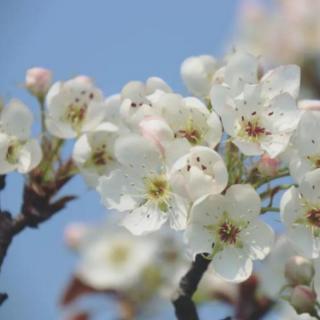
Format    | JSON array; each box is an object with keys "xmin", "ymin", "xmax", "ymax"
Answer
[
  {"xmin": 306, "ymin": 209, "xmax": 320, "ymax": 228},
  {"xmin": 306, "ymin": 155, "xmax": 320, "ymax": 169},
  {"xmin": 175, "ymin": 128, "xmax": 202, "ymax": 145},
  {"xmin": 65, "ymin": 103, "xmax": 87, "ymax": 131},
  {"xmin": 6, "ymin": 140, "xmax": 22, "ymax": 164},
  {"xmin": 145, "ymin": 175, "xmax": 170, "ymax": 211},
  {"xmin": 108, "ymin": 243, "xmax": 130, "ymax": 266},
  {"xmin": 218, "ymin": 221, "xmax": 240, "ymax": 245},
  {"xmin": 239, "ymin": 117, "xmax": 271, "ymax": 141}
]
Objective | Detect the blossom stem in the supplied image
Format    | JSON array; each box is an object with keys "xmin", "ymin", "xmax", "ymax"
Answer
[
  {"xmin": 253, "ymin": 169, "xmax": 290, "ymax": 189},
  {"xmin": 172, "ymin": 254, "xmax": 211, "ymax": 320},
  {"xmin": 261, "ymin": 207, "xmax": 280, "ymax": 214}
]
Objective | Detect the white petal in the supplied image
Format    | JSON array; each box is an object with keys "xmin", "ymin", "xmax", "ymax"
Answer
[
  {"xmin": 82, "ymin": 101, "xmax": 106, "ymax": 132},
  {"xmin": 189, "ymin": 193, "xmax": 225, "ymax": 226},
  {"xmin": 224, "ymin": 51, "xmax": 258, "ymax": 89},
  {"xmin": 17, "ymin": 139, "xmax": 42, "ymax": 173},
  {"xmin": 280, "ymin": 186, "xmax": 303, "ymax": 226},
  {"xmin": 1, "ymin": 99, "xmax": 33, "ymax": 139},
  {"xmin": 241, "ymin": 220, "xmax": 274, "ymax": 260},
  {"xmin": 97, "ymin": 170, "xmax": 139, "ymax": 212},
  {"xmin": 288, "ymin": 224, "xmax": 320, "ymax": 259},
  {"xmin": 167, "ymin": 194, "xmax": 189, "ymax": 231},
  {"xmin": 264, "ymin": 93, "xmax": 300, "ymax": 132},
  {"xmin": 300, "ymin": 169, "xmax": 320, "ymax": 204},
  {"xmin": 181, "ymin": 55, "xmax": 217, "ymax": 97},
  {"xmin": 232, "ymin": 138, "xmax": 263, "ymax": 156},
  {"xmin": 72, "ymin": 134, "xmax": 92, "ymax": 165},
  {"xmin": 209, "ymin": 84, "xmax": 232, "ymax": 116},
  {"xmin": 261, "ymin": 65, "xmax": 300, "ymax": 100},
  {"xmin": 211, "ymin": 247, "xmax": 253, "ymax": 282},
  {"xmin": 184, "ymin": 224, "xmax": 214, "ymax": 256},
  {"xmin": 114, "ymin": 135, "xmax": 162, "ymax": 171},
  {"xmin": 225, "ymin": 184, "xmax": 261, "ymax": 220},
  {"xmin": 120, "ymin": 203, "xmax": 167, "ymax": 235},
  {"xmin": 294, "ymin": 111, "xmax": 320, "ymax": 156},
  {"xmin": 205, "ymin": 111, "xmax": 223, "ymax": 148},
  {"xmin": 146, "ymin": 77, "xmax": 172, "ymax": 94},
  {"xmin": 45, "ymin": 116, "xmax": 76, "ymax": 139}
]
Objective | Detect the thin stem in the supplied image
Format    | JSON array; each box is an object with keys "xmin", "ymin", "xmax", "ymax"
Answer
[
  {"xmin": 253, "ymin": 169, "xmax": 290, "ymax": 189},
  {"xmin": 261, "ymin": 207, "xmax": 280, "ymax": 214}
]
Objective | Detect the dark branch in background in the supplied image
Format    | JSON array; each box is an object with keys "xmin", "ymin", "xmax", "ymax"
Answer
[
  {"xmin": 172, "ymin": 254, "xmax": 211, "ymax": 320},
  {"xmin": 0, "ymin": 160, "xmax": 77, "ymax": 305}
]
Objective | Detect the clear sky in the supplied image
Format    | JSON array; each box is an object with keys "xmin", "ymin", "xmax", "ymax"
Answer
[{"xmin": 0, "ymin": 1, "xmax": 255, "ymax": 319}]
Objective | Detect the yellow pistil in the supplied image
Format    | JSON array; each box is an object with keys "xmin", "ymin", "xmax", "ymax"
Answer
[{"xmin": 145, "ymin": 175, "xmax": 171, "ymax": 211}]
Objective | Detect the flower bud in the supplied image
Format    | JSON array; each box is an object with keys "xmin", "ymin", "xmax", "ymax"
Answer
[
  {"xmin": 64, "ymin": 223, "xmax": 88, "ymax": 249},
  {"xmin": 139, "ymin": 116, "xmax": 173, "ymax": 156},
  {"xmin": 290, "ymin": 285, "xmax": 316, "ymax": 314},
  {"xmin": 25, "ymin": 67, "xmax": 52, "ymax": 97},
  {"xmin": 285, "ymin": 256, "xmax": 314, "ymax": 286},
  {"xmin": 258, "ymin": 154, "xmax": 280, "ymax": 176},
  {"xmin": 298, "ymin": 99, "xmax": 320, "ymax": 111}
]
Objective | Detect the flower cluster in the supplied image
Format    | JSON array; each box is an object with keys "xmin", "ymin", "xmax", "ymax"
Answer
[
  {"xmin": 7, "ymin": 46, "xmax": 320, "ymax": 318},
  {"xmin": 39, "ymin": 50, "xmax": 305, "ymax": 284}
]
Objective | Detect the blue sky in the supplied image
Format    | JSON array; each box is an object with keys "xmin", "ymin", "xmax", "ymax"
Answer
[{"xmin": 0, "ymin": 1, "xmax": 260, "ymax": 319}]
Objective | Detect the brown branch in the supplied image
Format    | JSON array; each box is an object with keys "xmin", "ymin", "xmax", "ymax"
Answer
[
  {"xmin": 172, "ymin": 254, "xmax": 211, "ymax": 320},
  {"xmin": 0, "ymin": 161, "xmax": 77, "ymax": 305}
]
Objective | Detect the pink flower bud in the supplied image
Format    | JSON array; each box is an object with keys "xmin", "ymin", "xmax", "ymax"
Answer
[
  {"xmin": 258, "ymin": 154, "xmax": 280, "ymax": 176},
  {"xmin": 285, "ymin": 256, "xmax": 314, "ymax": 286},
  {"xmin": 290, "ymin": 285, "xmax": 316, "ymax": 314},
  {"xmin": 139, "ymin": 116, "xmax": 173, "ymax": 156},
  {"xmin": 64, "ymin": 223, "xmax": 88, "ymax": 249},
  {"xmin": 25, "ymin": 67, "xmax": 52, "ymax": 97},
  {"xmin": 298, "ymin": 99, "xmax": 320, "ymax": 111}
]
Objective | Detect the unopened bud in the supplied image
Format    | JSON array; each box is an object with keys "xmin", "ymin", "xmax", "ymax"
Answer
[
  {"xmin": 64, "ymin": 223, "xmax": 88, "ymax": 249},
  {"xmin": 258, "ymin": 154, "xmax": 280, "ymax": 176},
  {"xmin": 290, "ymin": 285, "xmax": 316, "ymax": 314},
  {"xmin": 25, "ymin": 67, "xmax": 52, "ymax": 97},
  {"xmin": 285, "ymin": 256, "xmax": 314, "ymax": 286}
]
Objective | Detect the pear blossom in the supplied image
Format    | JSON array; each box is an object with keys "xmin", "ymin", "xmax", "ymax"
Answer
[
  {"xmin": 185, "ymin": 184, "xmax": 274, "ymax": 282},
  {"xmin": 290, "ymin": 111, "xmax": 320, "ymax": 183},
  {"xmin": 218, "ymin": 83, "xmax": 300, "ymax": 157},
  {"xmin": 0, "ymin": 99, "xmax": 42, "ymax": 174},
  {"xmin": 72, "ymin": 122, "xmax": 119, "ymax": 187},
  {"xmin": 120, "ymin": 77, "xmax": 172, "ymax": 128},
  {"xmin": 180, "ymin": 55, "xmax": 218, "ymax": 98},
  {"xmin": 209, "ymin": 50, "xmax": 259, "ymax": 116},
  {"xmin": 77, "ymin": 224, "xmax": 157, "ymax": 290},
  {"xmin": 45, "ymin": 76, "xmax": 106, "ymax": 139},
  {"xmin": 280, "ymin": 169, "xmax": 320, "ymax": 258},
  {"xmin": 149, "ymin": 93, "xmax": 222, "ymax": 164},
  {"xmin": 170, "ymin": 146, "xmax": 228, "ymax": 201},
  {"xmin": 97, "ymin": 135, "xmax": 189, "ymax": 235}
]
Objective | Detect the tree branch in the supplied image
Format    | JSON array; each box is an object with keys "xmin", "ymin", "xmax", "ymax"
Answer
[{"xmin": 172, "ymin": 254, "xmax": 211, "ymax": 320}]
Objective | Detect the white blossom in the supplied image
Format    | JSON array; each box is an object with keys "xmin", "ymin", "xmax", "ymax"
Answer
[
  {"xmin": 97, "ymin": 135, "xmax": 189, "ymax": 235},
  {"xmin": 281, "ymin": 169, "xmax": 320, "ymax": 258},
  {"xmin": 185, "ymin": 184, "xmax": 274, "ymax": 282},
  {"xmin": 0, "ymin": 99, "xmax": 42, "ymax": 174},
  {"xmin": 45, "ymin": 77, "xmax": 106, "ymax": 138},
  {"xmin": 72, "ymin": 122, "xmax": 119, "ymax": 187},
  {"xmin": 290, "ymin": 111, "xmax": 320, "ymax": 183}
]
